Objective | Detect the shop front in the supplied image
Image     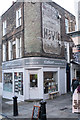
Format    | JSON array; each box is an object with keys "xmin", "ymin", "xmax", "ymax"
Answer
[
  {"xmin": 2, "ymin": 57, "xmax": 66, "ymax": 101},
  {"xmin": 71, "ymin": 61, "xmax": 80, "ymax": 91},
  {"xmin": 2, "ymin": 68, "xmax": 24, "ymax": 100}
]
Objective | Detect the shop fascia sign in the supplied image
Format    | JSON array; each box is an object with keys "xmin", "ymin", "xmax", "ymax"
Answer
[
  {"xmin": 2, "ymin": 58, "xmax": 66, "ymax": 69},
  {"xmin": 25, "ymin": 58, "xmax": 66, "ymax": 66}
]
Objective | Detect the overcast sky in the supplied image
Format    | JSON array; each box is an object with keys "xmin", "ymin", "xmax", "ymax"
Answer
[{"xmin": 0, "ymin": 0, "xmax": 79, "ymax": 16}]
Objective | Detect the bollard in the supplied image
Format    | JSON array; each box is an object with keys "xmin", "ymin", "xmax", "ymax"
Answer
[
  {"xmin": 13, "ymin": 96, "xmax": 18, "ymax": 116},
  {"xmin": 40, "ymin": 100, "xmax": 47, "ymax": 120}
]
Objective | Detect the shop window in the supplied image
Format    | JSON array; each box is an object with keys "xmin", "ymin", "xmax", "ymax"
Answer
[
  {"xmin": 44, "ymin": 72, "xmax": 58, "ymax": 94},
  {"xmin": 14, "ymin": 72, "xmax": 23, "ymax": 95},
  {"xmin": 30, "ymin": 74, "xmax": 38, "ymax": 87},
  {"xmin": 3, "ymin": 73, "xmax": 13, "ymax": 92}
]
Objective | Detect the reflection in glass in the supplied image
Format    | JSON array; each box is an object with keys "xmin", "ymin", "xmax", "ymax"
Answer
[
  {"xmin": 44, "ymin": 72, "xmax": 58, "ymax": 94},
  {"xmin": 3, "ymin": 73, "xmax": 12, "ymax": 92},
  {"xmin": 30, "ymin": 74, "xmax": 38, "ymax": 87},
  {"xmin": 14, "ymin": 72, "xmax": 23, "ymax": 95}
]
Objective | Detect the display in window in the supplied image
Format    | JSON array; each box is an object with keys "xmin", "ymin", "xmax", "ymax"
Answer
[
  {"xmin": 3, "ymin": 73, "xmax": 13, "ymax": 92},
  {"xmin": 14, "ymin": 72, "xmax": 23, "ymax": 95},
  {"xmin": 44, "ymin": 72, "xmax": 58, "ymax": 94},
  {"xmin": 30, "ymin": 74, "xmax": 38, "ymax": 87}
]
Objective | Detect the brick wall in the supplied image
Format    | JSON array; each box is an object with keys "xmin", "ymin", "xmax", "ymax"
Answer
[
  {"xmin": 24, "ymin": 2, "xmax": 75, "ymax": 59},
  {"xmin": 24, "ymin": 2, "xmax": 42, "ymax": 56},
  {"xmin": 2, "ymin": 2, "xmax": 24, "ymax": 61},
  {"xmin": 1, "ymin": 2, "xmax": 76, "ymax": 61}
]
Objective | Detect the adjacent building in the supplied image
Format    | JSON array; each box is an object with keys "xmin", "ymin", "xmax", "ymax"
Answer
[
  {"xmin": 68, "ymin": 31, "xmax": 80, "ymax": 87},
  {"xmin": 67, "ymin": 1, "xmax": 80, "ymax": 87},
  {"xmin": 0, "ymin": 17, "xmax": 2, "ymax": 81},
  {"xmin": 1, "ymin": 2, "xmax": 75, "ymax": 100},
  {"xmin": 0, "ymin": 17, "xmax": 2, "ymax": 95}
]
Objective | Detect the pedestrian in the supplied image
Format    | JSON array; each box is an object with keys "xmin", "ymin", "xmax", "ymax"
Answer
[{"xmin": 72, "ymin": 78, "xmax": 79, "ymax": 93}]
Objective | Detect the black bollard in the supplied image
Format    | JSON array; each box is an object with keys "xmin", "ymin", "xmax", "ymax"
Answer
[
  {"xmin": 13, "ymin": 96, "xmax": 18, "ymax": 116},
  {"xmin": 40, "ymin": 100, "xmax": 47, "ymax": 120}
]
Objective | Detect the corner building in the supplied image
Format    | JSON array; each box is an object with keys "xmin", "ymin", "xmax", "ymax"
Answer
[{"xmin": 2, "ymin": 2, "xmax": 75, "ymax": 100}]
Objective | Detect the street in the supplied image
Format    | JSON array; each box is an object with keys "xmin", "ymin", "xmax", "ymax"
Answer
[{"xmin": 2, "ymin": 93, "xmax": 80, "ymax": 119}]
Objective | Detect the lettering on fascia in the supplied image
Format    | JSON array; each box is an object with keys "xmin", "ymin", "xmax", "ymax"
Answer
[
  {"xmin": 5, "ymin": 62, "xmax": 21, "ymax": 67},
  {"xmin": 44, "ymin": 60, "xmax": 55, "ymax": 64},
  {"xmin": 25, "ymin": 62, "xmax": 39, "ymax": 65}
]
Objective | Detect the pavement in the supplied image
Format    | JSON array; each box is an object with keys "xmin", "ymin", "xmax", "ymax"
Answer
[{"xmin": 1, "ymin": 92, "xmax": 80, "ymax": 120}]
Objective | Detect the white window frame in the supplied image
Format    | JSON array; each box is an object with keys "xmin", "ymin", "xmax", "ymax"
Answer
[
  {"xmin": 3, "ymin": 20, "xmax": 7, "ymax": 36},
  {"xmin": 65, "ymin": 18, "xmax": 69, "ymax": 33},
  {"xmin": 16, "ymin": 37, "xmax": 22, "ymax": 58},
  {"xmin": 8, "ymin": 41, "xmax": 13, "ymax": 60},
  {"xmin": 16, "ymin": 8, "xmax": 21, "ymax": 28},
  {"xmin": 64, "ymin": 42, "xmax": 70, "ymax": 63},
  {"xmin": 3, "ymin": 43, "xmax": 6, "ymax": 61}
]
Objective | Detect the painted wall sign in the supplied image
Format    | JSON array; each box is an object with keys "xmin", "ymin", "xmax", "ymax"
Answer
[{"xmin": 42, "ymin": 3, "xmax": 61, "ymax": 54}]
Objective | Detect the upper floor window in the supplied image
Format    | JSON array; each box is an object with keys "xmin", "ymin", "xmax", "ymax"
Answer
[
  {"xmin": 16, "ymin": 8, "xmax": 21, "ymax": 28},
  {"xmin": 16, "ymin": 37, "xmax": 22, "ymax": 58},
  {"xmin": 64, "ymin": 42, "xmax": 70, "ymax": 63},
  {"xmin": 8, "ymin": 40, "xmax": 16, "ymax": 60},
  {"xmin": 3, "ymin": 43, "xmax": 6, "ymax": 61},
  {"xmin": 65, "ymin": 18, "xmax": 69, "ymax": 33},
  {"xmin": 3, "ymin": 20, "xmax": 7, "ymax": 36}
]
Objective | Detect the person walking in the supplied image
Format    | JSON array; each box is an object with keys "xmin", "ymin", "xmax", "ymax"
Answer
[{"xmin": 72, "ymin": 78, "xmax": 79, "ymax": 93}]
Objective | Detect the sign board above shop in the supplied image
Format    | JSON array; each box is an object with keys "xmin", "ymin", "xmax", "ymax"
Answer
[
  {"xmin": 2, "ymin": 57, "xmax": 66, "ymax": 70},
  {"xmin": 24, "ymin": 58, "xmax": 66, "ymax": 66}
]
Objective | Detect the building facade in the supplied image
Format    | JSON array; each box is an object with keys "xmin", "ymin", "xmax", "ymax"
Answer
[
  {"xmin": 1, "ymin": 2, "xmax": 75, "ymax": 101},
  {"xmin": 0, "ymin": 17, "xmax": 2, "ymax": 95},
  {"xmin": 68, "ymin": 31, "xmax": 80, "ymax": 89},
  {"xmin": 67, "ymin": 1, "xmax": 80, "ymax": 88}
]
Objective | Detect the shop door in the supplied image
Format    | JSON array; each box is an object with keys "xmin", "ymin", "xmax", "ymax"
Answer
[
  {"xmin": 28, "ymin": 70, "xmax": 39, "ymax": 99},
  {"xmin": 66, "ymin": 63, "xmax": 70, "ymax": 92}
]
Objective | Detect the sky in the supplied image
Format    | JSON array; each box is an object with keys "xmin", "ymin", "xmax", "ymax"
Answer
[
  {"xmin": 0, "ymin": 0, "xmax": 79, "ymax": 16},
  {"xmin": 53, "ymin": 0, "xmax": 75, "ymax": 15}
]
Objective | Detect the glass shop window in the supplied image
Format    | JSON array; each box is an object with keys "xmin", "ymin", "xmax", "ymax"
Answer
[
  {"xmin": 30, "ymin": 74, "xmax": 38, "ymax": 87},
  {"xmin": 14, "ymin": 72, "xmax": 23, "ymax": 95},
  {"xmin": 3, "ymin": 73, "xmax": 13, "ymax": 92},
  {"xmin": 44, "ymin": 72, "xmax": 58, "ymax": 94}
]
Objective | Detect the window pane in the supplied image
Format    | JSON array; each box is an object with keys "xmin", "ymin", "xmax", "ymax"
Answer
[
  {"xmin": 30, "ymin": 74, "xmax": 38, "ymax": 87},
  {"xmin": 3, "ymin": 44, "xmax": 6, "ymax": 61},
  {"xmin": 16, "ymin": 38, "xmax": 22, "ymax": 58},
  {"xmin": 16, "ymin": 8, "xmax": 21, "ymax": 27},
  {"xmin": 44, "ymin": 72, "xmax": 58, "ymax": 94},
  {"xmin": 14, "ymin": 72, "xmax": 23, "ymax": 95},
  {"xmin": 65, "ymin": 18, "xmax": 69, "ymax": 33},
  {"xmin": 3, "ymin": 20, "xmax": 6, "ymax": 36},
  {"xmin": 3, "ymin": 73, "xmax": 13, "ymax": 92}
]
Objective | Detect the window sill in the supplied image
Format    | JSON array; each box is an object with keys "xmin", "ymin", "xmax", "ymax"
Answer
[{"xmin": 16, "ymin": 25, "xmax": 21, "ymax": 29}]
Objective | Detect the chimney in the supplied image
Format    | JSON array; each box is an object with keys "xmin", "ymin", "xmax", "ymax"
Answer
[{"xmin": 12, "ymin": 1, "xmax": 15, "ymax": 5}]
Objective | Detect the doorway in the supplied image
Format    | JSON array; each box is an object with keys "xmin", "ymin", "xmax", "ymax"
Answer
[{"xmin": 28, "ymin": 70, "xmax": 39, "ymax": 99}]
